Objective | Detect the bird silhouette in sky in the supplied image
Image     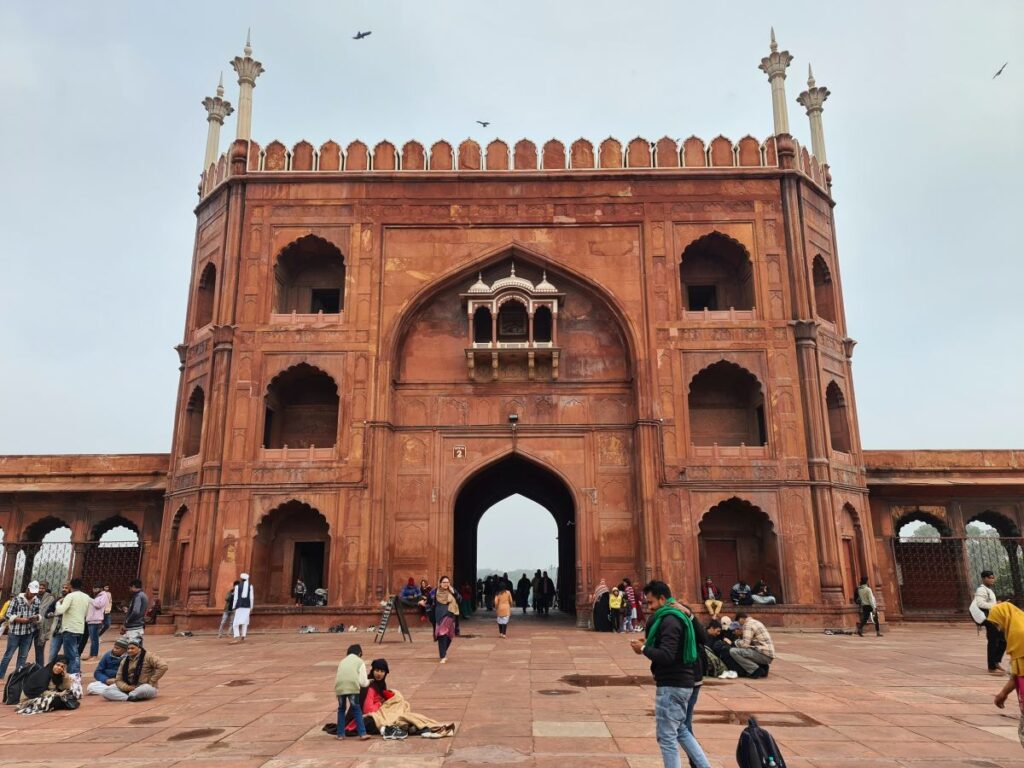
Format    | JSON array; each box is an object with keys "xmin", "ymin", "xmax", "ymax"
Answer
[
  {"xmin": 353, "ymin": 31, "xmax": 372, "ymax": 40},
  {"xmin": 476, "ymin": 120, "xmax": 491, "ymax": 128},
  {"xmin": 993, "ymin": 62, "xmax": 1007, "ymax": 78}
]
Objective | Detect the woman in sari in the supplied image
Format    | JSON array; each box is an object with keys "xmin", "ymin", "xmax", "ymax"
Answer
[
  {"xmin": 421, "ymin": 575, "xmax": 459, "ymax": 663},
  {"xmin": 990, "ymin": 602, "xmax": 1024, "ymax": 747}
]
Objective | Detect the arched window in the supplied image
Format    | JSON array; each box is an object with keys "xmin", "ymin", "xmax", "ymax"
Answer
[
  {"xmin": 534, "ymin": 306, "xmax": 553, "ymax": 343},
  {"xmin": 182, "ymin": 386, "xmax": 205, "ymax": 457},
  {"xmin": 274, "ymin": 236, "xmax": 346, "ymax": 314},
  {"xmin": 812, "ymin": 255, "xmax": 837, "ymax": 324},
  {"xmin": 680, "ymin": 232, "xmax": 754, "ymax": 312},
  {"xmin": 688, "ymin": 361, "xmax": 766, "ymax": 446},
  {"xmin": 473, "ymin": 306, "xmax": 492, "ymax": 344},
  {"xmin": 194, "ymin": 263, "xmax": 216, "ymax": 328},
  {"xmin": 263, "ymin": 364, "xmax": 339, "ymax": 449},
  {"xmin": 497, "ymin": 299, "xmax": 528, "ymax": 342},
  {"xmin": 825, "ymin": 381, "xmax": 851, "ymax": 453}
]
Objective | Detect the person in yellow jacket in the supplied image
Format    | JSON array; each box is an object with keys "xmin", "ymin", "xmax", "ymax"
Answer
[
  {"xmin": 493, "ymin": 583, "xmax": 513, "ymax": 639},
  {"xmin": 609, "ymin": 587, "xmax": 624, "ymax": 633}
]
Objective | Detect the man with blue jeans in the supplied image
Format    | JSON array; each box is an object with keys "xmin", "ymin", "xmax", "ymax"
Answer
[
  {"xmin": 631, "ymin": 580, "xmax": 711, "ymax": 768},
  {"xmin": 0, "ymin": 581, "xmax": 41, "ymax": 680},
  {"xmin": 55, "ymin": 577, "xmax": 91, "ymax": 675}
]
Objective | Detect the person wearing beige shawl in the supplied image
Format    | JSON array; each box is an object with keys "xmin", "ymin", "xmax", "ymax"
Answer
[{"xmin": 420, "ymin": 575, "xmax": 460, "ymax": 663}]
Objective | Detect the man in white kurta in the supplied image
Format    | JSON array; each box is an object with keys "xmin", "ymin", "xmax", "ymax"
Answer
[{"xmin": 231, "ymin": 573, "xmax": 254, "ymax": 643}]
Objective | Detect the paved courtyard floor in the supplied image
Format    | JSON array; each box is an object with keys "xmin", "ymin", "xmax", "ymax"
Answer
[{"xmin": 0, "ymin": 615, "xmax": 1019, "ymax": 768}]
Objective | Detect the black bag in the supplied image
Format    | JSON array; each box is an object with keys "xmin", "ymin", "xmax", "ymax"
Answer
[
  {"xmin": 736, "ymin": 716, "xmax": 787, "ymax": 767},
  {"xmin": 50, "ymin": 690, "xmax": 80, "ymax": 710},
  {"xmin": 3, "ymin": 663, "xmax": 41, "ymax": 705}
]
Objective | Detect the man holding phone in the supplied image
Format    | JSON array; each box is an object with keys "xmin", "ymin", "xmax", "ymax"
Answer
[{"xmin": 0, "ymin": 580, "xmax": 41, "ymax": 680}]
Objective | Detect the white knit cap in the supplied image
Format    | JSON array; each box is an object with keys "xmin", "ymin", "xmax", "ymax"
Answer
[
  {"xmin": 240, "ymin": 573, "xmax": 250, "ymax": 580},
  {"xmin": 27, "ymin": 581, "xmax": 40, "ymax": 592}
]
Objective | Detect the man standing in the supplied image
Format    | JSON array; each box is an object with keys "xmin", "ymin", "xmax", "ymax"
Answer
[
  {"xmin": 541, "ymin": 571, "xmax": 556, "ymax": 615},
  {"xmin": 99, "ymin": 584, "xmax": 113, "ymax": 636},
  {"xmin": 630, "ymin": 580, "xmax": 711, "ymax": 768},
  {"xmin": 122, "ymin": 579, "xmax": 149, "ymax": 646},
  {"xmin": 231, "ymin": 573, "xmax": 254, "ymax": 643},
  {"xmin": 33, "ymin": 581, "xmax": 55, "ymax": 666},
  {"xmin": 55, "ymin": 577, "xmax": 90, "ymax": 675},
  {"xmin": 0, "ymin": 580, "xmax": 41, "ymax": 679},
  {"xmin": 729, "ymin": 612, "xmax": 775, "ymax": 678},
  {"xmin": 971, "ymin": 569, "xmax": 1005, "ymax": 675},
  {"xmin": 855, "ymin": 576, "xmax": 881, "ymax": 637}
]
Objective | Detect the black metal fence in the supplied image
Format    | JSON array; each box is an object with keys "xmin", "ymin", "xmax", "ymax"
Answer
[
  {"xmin": 1, "ymin": 540, "xmax": 143, "ymax": 606},
  {"xmin": 891, "ymin": 535, "xmax": 1023, "ymax": 613}
]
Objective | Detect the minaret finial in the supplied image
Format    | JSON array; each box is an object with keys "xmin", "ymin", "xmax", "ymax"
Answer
[
  {"xmin": 807, "ymin": 63, "xmax": 815, "ymax": 87},
  {"xmin": 770, "ymin": 27, "xmax": 778, "ymax": 52},
  {"xmin": 244, "ymin": 28, "xmax": 252, "ymax": 57},
  {"xmin": 510, "ymin": 263, "xmax": 516, "ymax": 276},
  {"xmin": 216, "ymin": 72, "xmax": 224, "ymax": 98}
]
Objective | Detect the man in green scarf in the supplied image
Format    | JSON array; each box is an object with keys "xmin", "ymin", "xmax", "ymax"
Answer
[{"xmin": 630, "ymin": 580, "xmax": 710, "ymax": 768}]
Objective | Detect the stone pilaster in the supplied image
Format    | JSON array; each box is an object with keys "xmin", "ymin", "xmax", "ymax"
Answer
[
  {"xmin": 796, "ymin": 65, "xmax": 831, "ymax": 164},
  {"xmin": 230, "ymin": 31, "xmax": 265, "ymax": 141},
  {"xmin": 758, "ymin": 28, "xmax": 794, "ymax": 136},
  {"xmin": 201, "ymin": 74, "xmax": 234, "ymax": 170}
]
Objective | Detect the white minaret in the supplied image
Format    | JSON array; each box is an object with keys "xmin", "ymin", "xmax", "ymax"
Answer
[
  {"xmin": 230, "ymin": 30, "xmax": 265, "ymax": 141},
  {"xmin": 758, "ymin": 28, "xmax": 794, "ymax": 135},
  {"xmin": 796, "ymin": 64, "xmax": 831, "ymax": 164},
  {"xmin": 201, "ymin": 73, "xmax": 234, "ymax": 170}
]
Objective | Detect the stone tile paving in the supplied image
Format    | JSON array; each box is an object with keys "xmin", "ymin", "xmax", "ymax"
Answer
[{"xmin": 0, "ymin": 615, "xmax": 1019, "ymax": 767}]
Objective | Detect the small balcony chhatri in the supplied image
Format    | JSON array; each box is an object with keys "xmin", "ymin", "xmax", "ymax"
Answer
[{"xmin": 461, "ymin": 264, "xmax": 563, "ymax": 381}]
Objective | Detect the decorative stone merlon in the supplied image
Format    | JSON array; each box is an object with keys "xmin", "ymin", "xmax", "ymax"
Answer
[{"xmin": 758, "ymin": 28, "xmax": 794, "ymax": 135}]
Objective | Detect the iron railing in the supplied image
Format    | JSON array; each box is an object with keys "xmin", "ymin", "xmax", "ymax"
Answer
[
  {"xmin": 890, "ymin": 535, "xmax": 1023, "ymax": 613},
  {"xmin": 1, "ymin": 540, "xmax": 143, "ymax": 607}
]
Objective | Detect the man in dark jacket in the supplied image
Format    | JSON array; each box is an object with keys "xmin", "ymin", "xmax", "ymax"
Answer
[{"xmin": 630, "ymin": 580, "xmax": 711, "ymax": 768}]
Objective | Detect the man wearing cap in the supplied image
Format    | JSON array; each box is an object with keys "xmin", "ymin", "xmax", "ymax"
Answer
[
  {"xmin": 0, "ymin": 581, "xmax": 41, "ymax": 679},
  {"xmin": 86, "ymin": 637, "xmax": 129, "ymax": 695},
  {"xmin": 122, "ymin": 579, "xmax": 149, "ymax": 646},
  {"xmin": 94, "ymin": 638, "xmax": 168, "ymax": 701},
  {"xmin": 231, "ymin": 573, "xmax": 254, "ymax": 643}
]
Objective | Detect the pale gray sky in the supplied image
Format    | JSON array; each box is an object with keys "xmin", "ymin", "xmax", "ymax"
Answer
[
  {"xmin": 477, "ymin": 495, "xmax": 558, "ymax": 574},
  {"xmin": 1, "ymin": 0, "xmax": 1022, "ymax": 460}
]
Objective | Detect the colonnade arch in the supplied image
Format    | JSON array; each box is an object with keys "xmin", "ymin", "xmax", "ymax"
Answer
[
  {"xmin": 252, "ymin": 500, "xmax": 331, "ymax": 605},
  {"xmin": 697, "ymin": 497, "xmax": 781, "ymax": 602}
]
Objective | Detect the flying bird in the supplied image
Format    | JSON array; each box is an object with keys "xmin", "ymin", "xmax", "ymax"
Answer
[
  {"xmin": 476, "ymin": 120, "xmax": 490, "ymax": 128},
  {"xmin": 993, "ymin": 62, "xmax": 1007, "ymax": 79},
  {"xmin": 353, "ymin": 30, "xmax": 372, "ymax": 40}
]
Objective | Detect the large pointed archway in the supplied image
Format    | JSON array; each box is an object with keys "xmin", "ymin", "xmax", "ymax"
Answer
[{"xmin": 454, "ymin": 454, "xmax": 576, "ymax": 614}]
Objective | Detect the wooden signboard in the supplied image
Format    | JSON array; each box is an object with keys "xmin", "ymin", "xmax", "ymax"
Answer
[{"xmin": 374, "ymin": 595, "xmax": 413, "ymax": 643}]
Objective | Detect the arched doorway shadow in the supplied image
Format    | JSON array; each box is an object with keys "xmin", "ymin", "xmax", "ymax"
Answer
[
  {"xmin": 454, "ymin": 454, "xmax": 576, "ymax": 614},
  {"xmin": 252, "ymin": 500, "xmax": 330, "ymax": 605}
]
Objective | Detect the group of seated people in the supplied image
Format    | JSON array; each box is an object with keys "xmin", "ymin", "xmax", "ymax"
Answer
[
  {"xmin": 6, "ymin": 636, "xmax": 167, "ymax": 714},
  {"xmin": 333, "ymin": 644, "xmax": 455, "ymax": 740},
  {"xmin": 701, "ymin": 611, "xmax": 776, "ymax": 680},
  {"xmin": 700, "ymin": 577, "xmax": 777, "ymax": 618}
]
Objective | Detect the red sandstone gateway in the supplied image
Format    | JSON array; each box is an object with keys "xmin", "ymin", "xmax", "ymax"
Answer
[{"xmin": 1, "ymin": 33, "xmax": 1021, "ymax": 632}]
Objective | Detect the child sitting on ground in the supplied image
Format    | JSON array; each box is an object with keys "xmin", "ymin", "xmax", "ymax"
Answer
[{"xmin": 335, "ymin": 644, "xmax": 371, "ymax": 740}]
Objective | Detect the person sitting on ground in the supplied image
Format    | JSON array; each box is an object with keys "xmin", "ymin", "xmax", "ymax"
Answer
[
  {"xmin": 701, "ymin": 578, "xmax": 723, "ymax": 619},
  {"xmin": 335, "ymin": 643, "xmax": 371, "ymax": 740},
  {"xmin": 15, "ymin": 655, "xmax": 78, "ymax": 715},
  {"xmin": 729, "ymin": 612, "xmax": 775, "ymax": 679},
  {"xmin": 87, "ymin": 637, "xmax": 129, "ymax": 693},
  {"xmin": 730, "ymin": 580, "xmax": 754, "ymax": 606},
  {"xmin": 750, "ymin": 583, "xmax": 777, "ymax": 605},
  {"xmin": 705, "ymin": 620, "xmax": 741, "ymax": 677},
  {"xmin": 343, "ymin": 658, "xmax": 395, "ymax": 735},
  {"xmin": 399, "ymin": 577, "xmax": 421, "ymax": 607},
  {"xmin": 93, "ymin": 638, "xmax": 167, "ymax": 701},
  {"xmin": 359, "ymin": 657, "xmax": 456, "ymax": 739}
]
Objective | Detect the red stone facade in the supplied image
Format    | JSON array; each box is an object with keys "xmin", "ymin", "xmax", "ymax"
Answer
[{"xmin": 2, "ymin": 135, "xmax": 1021, "ymax": 629}]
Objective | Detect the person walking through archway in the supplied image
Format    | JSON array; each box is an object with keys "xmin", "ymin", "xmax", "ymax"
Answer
[
  {"xmin": 231, "ymin": 574, "xmax": 254, "ymax": 644},
  {"xmin": 515, "ymin": 573, "xmax": 531, "ymax": 615},
  {"xmin": 540, "ymin": 571, "xmax": 555, "ymax": 615},
  {"xmin": 493, "ymin": 581, "xmax": 513, "ymax": 639},
  {"xmin": 421, "ymin": 576, "xmax": 459, "ymax": 663}
]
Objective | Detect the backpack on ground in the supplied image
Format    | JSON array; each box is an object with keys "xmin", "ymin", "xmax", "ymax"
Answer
[
  {"xmin": 3, "ymin": 663, "xmax": 41, "ymax": 705},
  {"xmin": 736, "ymin": 716, "xmax": 787, "ymax": 767}
]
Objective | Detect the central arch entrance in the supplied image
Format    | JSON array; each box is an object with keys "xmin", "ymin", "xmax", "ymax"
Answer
[{"xmin": 454, "ymin": 455, "xmax": 576, "ymax": 614}]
